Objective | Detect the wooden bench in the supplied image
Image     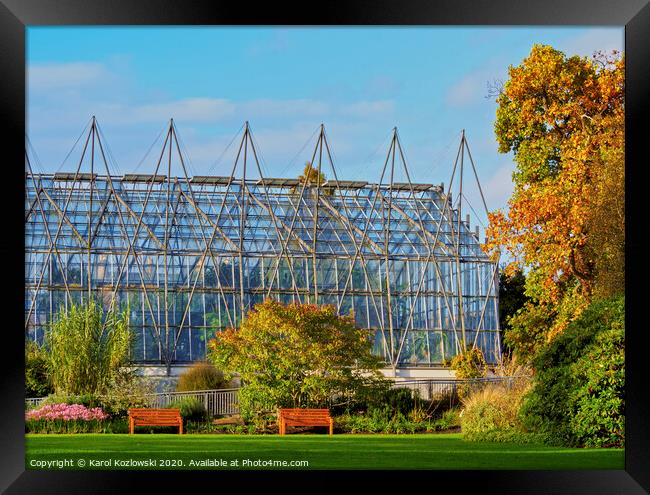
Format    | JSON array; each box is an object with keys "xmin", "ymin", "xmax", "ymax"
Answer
[
  {"xmin": 128, "ymin": 408, "xmax": 183, "ymax": 434},
  {"xmin": 278, "ymin": 408, "xmax": 333, "ymax": 435}
]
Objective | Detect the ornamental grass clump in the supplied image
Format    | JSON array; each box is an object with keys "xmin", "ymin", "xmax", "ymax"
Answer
[
  {"xmin": 459, "ymin": 377, "xmax": 536, "ymax": 443},
  {"xmin": 176, "ymin": 361, "xmax": 228, "ymax": 392},
  {"xmin": 46, "ymin": 300, "xmax": 131, "ymax": 396}
]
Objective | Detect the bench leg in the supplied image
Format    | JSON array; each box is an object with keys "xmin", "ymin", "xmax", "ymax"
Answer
[
  {"xmin": 129, "ymin": 418, "xmax": 134, "ymax": 435},
  {"xmin": 329, "ymin": 419, "xmax": 333, "ymax": 436}
]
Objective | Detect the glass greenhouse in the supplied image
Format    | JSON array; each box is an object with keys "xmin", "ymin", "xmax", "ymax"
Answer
[{"xmin": 25, "ymin": 120, "xmax": 501, "ymax": 372}]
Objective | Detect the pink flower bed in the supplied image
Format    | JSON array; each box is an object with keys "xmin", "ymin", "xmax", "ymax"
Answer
[{"xmin": 26, "ymin": 403, "xmax": 108, "ymax": 422}]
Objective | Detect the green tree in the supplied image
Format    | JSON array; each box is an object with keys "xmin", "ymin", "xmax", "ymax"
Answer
[
  {"xmin": 45, "ymin": 300, "xmax": 131, "ymax": 396},
  {"xmin": 207, "ymin": 299, "xmax": 386, "ymax": 419},
  {"xmin": 499, "ymin": 269, "xmax": 528, "ymax": 330},
  {"xmin": 498, "ymin": 269, "xmax": 529, "ymax": 357}
]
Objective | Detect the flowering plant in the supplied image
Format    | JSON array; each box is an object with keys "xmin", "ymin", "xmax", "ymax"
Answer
[{"xmin": 26, "ymin": 403, "xmax": 108, "ymax": 422}]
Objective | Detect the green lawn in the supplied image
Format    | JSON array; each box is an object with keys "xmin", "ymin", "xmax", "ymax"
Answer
[{"xmin": 25, "ymin": 433, "xmax": 624, "ymax": 470}]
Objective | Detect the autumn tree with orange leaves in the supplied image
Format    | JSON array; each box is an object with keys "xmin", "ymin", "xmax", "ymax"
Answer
[{"xmin": 485, "ymin": 45, "xmax": 624, "ymax": 360}]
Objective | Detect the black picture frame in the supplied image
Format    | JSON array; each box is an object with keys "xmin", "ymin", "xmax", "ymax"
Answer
[{"xmin": 1, "ymin": 0, "xmax": 648, "ymax": 492}]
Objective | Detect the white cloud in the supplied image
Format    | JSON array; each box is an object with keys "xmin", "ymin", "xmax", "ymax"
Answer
[
  {"xmin": 558, "ymin": 28, "xmax": 624, "ymax": 58},
  {"xmin": 130, "ymin": 98, "xmax": 236, "ymax": 124},
  {"xmin": 28, "ymin": 62, "xmax": 110, "ymax": 90}
]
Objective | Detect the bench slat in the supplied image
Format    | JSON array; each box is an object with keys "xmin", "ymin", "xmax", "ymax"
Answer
[
  {"xmin": 284, "ymin": 421, "xmax": 330, "ymax": 426},
  {"xmin": 130, "ymin": 413, "xmax": 181, "ymax": 417}
]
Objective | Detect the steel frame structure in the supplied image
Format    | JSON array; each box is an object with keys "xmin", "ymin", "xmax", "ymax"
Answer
[{"xmin": 25, "ymin": 119, "xmax": 500, "ymax": 373}]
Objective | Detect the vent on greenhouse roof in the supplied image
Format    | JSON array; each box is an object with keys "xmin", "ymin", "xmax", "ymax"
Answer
[
  {"xmin": 122, "ymin": 174, "xmax": 167, "ymax": 183},
  {"xmin": 389, "ymin": 182, "xmax": 434, "ymax": 191},
  {"xmin": 256, "ymin": 178, "xmax": 300, "ymax": 187},
  {"xmin": 53, "ymin": 172, "xmax": 97, "ymax": 181},
  {"xmin": 322, "ymin": 180, "xmax": 368, "ymax": 189},
  {"xmin": 190, "ymin": 176, "xmax": 233, "ymax": 185}
]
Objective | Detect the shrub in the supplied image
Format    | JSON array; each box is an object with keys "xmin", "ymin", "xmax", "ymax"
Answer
[
  {"xmin": 366, "ymin": 387, "xmax": 421, "ymax": 419},
  {"xmin": 451, "ymin": 346, "xmax": 487, "ymax": 379},
  {"xmin": 99, "ymin": 369, "xmax": 156, "ymax": 417},
  {"xmin": 569, "ymin": 328, "xmax": 625, "ymax": 447},
  {"xmin": 340, "ymin": 385, "xmax": 424, "ymax": 419},
  {"xmin": 176, "ymin": 361, "xmax": 228, "ymax": 392},
  {"xmin": 459, "ymin": 377, "xmax": 531, "ymax": 442},
  {"xmin": 167, "ymin": 397, "xmax": 208, "ymax": 423},
  {"xmin": 436, "ymin": 408, "xmax": 462, "ymax": 430},
  {"xmin": 333, "ymin": 410, "xmax": 453, "ymax": 434},
  {"xmin": 25, "ymin": 341, "xmax": 53, "ymax": 398},
  {"xmin": 520, "ymin": 296, "xmax": 625, "ymax": 448}
]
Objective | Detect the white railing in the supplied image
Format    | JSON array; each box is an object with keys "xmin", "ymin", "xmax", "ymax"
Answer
[
  {"xmin": 25, "ymin": 397, "xmax": 46, "ymax": 408},
  {"xmin": 391, "ymin": 376, "xmax": 524, "ymax": 402},
  {"xmin": 25, "ymin": 388, "xmax": 240, "ymax": 417},
  {"xmin": 148, "ymin": 389, "xmax": 240, "ymax": 416}
]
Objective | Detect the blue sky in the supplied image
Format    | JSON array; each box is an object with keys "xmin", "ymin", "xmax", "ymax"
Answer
[{"xmin": 26, "ymin": 26, "xmax": 623, "ymax": 233}]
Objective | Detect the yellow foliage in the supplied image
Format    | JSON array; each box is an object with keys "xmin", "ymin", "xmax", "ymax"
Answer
[{"xmin": 486, "ymin": 45, "xmax": 624, "ymax": 305}]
